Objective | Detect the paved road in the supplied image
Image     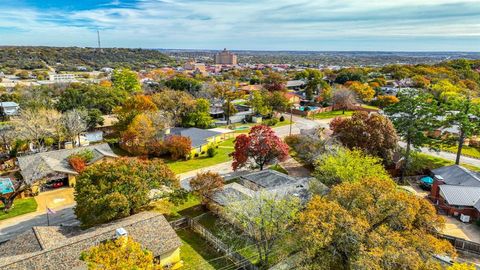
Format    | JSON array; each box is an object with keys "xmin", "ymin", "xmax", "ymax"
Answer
[
  {"xmin": 398, "ymin": 142, "xmax": 480, "ymax": 167},
  {"xmin": 0, "ymin": 205, "xmax": 78, "ymax": 242}
]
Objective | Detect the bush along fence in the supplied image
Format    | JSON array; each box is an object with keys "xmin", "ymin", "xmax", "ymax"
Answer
[
  {"xmin": 169, "ymin": 217, "xmax": 260, "ymax": 270},
  {"xmin": 437, "ymin": 233, "xmax": 480, "ymax": 255}
]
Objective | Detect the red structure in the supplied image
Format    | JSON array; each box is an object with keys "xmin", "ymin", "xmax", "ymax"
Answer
[{"xmin": 429, "ymin": 165, "xmax": 480, "ymax": 222}]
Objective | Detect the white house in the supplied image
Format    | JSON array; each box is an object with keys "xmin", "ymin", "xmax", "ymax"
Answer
[{"xmin": 0, "ymin": 102, "xmax": 20, "ymax": 116}]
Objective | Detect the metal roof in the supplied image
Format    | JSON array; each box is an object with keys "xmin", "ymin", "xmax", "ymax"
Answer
[
  {"xmin": 439, "ymin": 185, "xmax": 480, "ymax": 207},
  {"xmin": 431, "ymin": 165, "xmax": 480, "ymax": 187}
]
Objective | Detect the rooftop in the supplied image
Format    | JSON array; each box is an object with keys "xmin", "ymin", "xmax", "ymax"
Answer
[
  {"xmin": 439, "ymin": 185, "xmax": 480, "ymax": 209},
  {"xmin": 431, "ymin": 165, "xmax": 480, "ymax": 187},
  {"xmin": 240, "ymin": 170, "xmax": 298, "ymax": 189},
  {"xmin": 169, "ymin": 127, "xmax": 221, "ymax": 148},
  {"xmin": 0, "ymin": 212, "xmax": 181, "ymax": 270},
  {"xmin": 17, "ymin": 143, "xmax": 117, "ymax": 184}
]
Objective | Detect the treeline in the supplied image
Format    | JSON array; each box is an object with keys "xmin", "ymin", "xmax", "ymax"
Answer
[{"xmin": 0, "ymin": 46, "xmax": 173, "ymax": 71}]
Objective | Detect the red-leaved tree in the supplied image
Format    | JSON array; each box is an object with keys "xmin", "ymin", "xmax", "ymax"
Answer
[{"xmin": 231, "ymin": 125, "xmax": 289, "ymax": 170}]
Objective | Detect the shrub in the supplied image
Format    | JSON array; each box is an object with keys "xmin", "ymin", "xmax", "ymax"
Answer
[
  {"xmin": 165, "ymin": 135, "xmax": 192, "ymax": 160},
  {"xmin": 207, "ymin": 146, "xmax": 217, "ymax": 157},
  {"xmin": 284, "ymin": 134, "xmax": 301, "ymax": 147},
  {"xmin": 69, "ymin": 156, "xmax": 87, "ymax": 173},
  {"xmin": 264, "ymin": 118, "xmax": 279, "ymax": 126},
  {"xmin": 279, "ymin": 115, "xmax": 285, "ymax": 122}
]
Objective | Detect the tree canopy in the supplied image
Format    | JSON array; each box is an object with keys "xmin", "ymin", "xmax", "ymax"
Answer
[
  {"xmin": 298, "ymin": 178, "xmax": 454, "ymax": 270},
  {"xmin": 74, "ymin": 158, "xmax": 178, "ymax": 227}
]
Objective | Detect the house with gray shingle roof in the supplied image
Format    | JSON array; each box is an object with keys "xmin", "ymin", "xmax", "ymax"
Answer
[
  {"xmin": 430, "ymin": 165, "xmax": 480, "ymax": 221},
  {"xmin": 0, "ymin": 212, "xmax": 182, "ymax": 270},
  {"xmin": 207, "ymin": 170, "xmax": 324, "ymax": 213},
  {"xmin": 167, "ymin": 127, "xmax": 222, "ymax": 156},
  {"xmin": 16, "ymin": 143, "xmax": 117, "ymax": 194}
]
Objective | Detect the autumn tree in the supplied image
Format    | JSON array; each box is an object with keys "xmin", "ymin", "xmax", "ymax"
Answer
[
  {"xmin": 164, "ymin": 135, "xmax": 192, "ymax": 160},
  {"xmin": 330, "ymin": 111, "xmax": 398, "ymax": 163},
  {"xmin": 112, "ymin": 68, "xmax": 141, "ymax": 93},
  {"xmin": 384, "ymin": 88, "xmax": 441, "ymax": 181},
  {"xmin": 74, "ymin": 158, "xmax": 178, "ymax": 227},
  {"xmin": 190, "ymin": 172, "xmax": 225, "ymax": 204},
  {"xmin": 152, "ymin": 90, "xmax": 195, "ymax": 126},
  {"xmin": 314, "ymin": 148, "xmax": 390, "ymax": 186},
  {"xmin": 332, "ymin": 87, "xmax": 356, "ymax": 113},
  {"xmin": 223, "ymin": 192, "xmax": 301, "ymax": 268},
  {"xmin": 298, "ymin": 178, "xmax": 455, "ymax": 270},
  {"xmin": 80, "ymin": 236, "xmax": 163, "ymax": 270},
  {"xmin": 212, "ymin": 81, "xmax": 244, "ymax": 124},
  {"xmin": 263, "ymin": 72, "xmax": 286, "ymax": 92},
  {"xmin": 447, "ymin": 263, "xmax": 476, "ymax": 270},
  {"xmin": 374, "ymin": 95, "xmax": 399, "ymax": 108},
  {"xmin": 232, "ymin": 125, "xmax": 289, "ymax": 170},
  {"xmin": 250, "ymin": 90, "xmax": 272, "ymax": 116},
  {"xmin": 345, "ymin": 81, "xmax": 375, "ymax": 102},
  {"xmin": 115, "ymin": 95, "xmax": 158, "ymax": 131}
]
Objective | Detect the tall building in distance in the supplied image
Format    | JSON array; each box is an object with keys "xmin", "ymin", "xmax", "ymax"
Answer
[{"xmin": 214, "ymin": 48, "xmax": 238, "ymax": 65}]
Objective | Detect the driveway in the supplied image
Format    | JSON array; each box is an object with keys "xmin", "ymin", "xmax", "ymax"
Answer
[{"xmin": 442, "ymin": 216, "xmax": 480, "ymax": 243}]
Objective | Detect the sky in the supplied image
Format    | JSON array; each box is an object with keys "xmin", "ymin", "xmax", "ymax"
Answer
[{"xmin": 0, "ymin": 0, "xmax": 479, "ymax": 51}]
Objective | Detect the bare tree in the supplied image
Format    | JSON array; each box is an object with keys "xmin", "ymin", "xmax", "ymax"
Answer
[
  {"xmin": 11, "ymin": 108, "xmax": 56, "ymax": 151},
  {"xmin": 61, "ymin": 109, "xmax": 87, "ymax": 146},
  {"xmin": 332, "ymin": 87, "xmax": 357, "ymax": 114},
  {"xmin": 223, "ymin": 192, "xmax": 301, "ymax": 268}
]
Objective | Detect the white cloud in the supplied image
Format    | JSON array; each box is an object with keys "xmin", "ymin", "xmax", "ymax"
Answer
[{"xmin": 0, "ymin": 0, "xmax": 479, "ymax": 50}]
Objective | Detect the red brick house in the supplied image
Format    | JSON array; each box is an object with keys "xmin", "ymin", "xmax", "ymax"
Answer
[{"xmin": 430, "ymin": 165, "xmax": 480, "ymax": 221}]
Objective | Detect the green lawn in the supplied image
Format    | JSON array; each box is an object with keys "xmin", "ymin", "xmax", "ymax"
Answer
[
  {"xmin": 0, "ymin": 198, "xmax": 38, "ymax": 221},
  {"xmin": 177, "ymin": 229, "xmax": 237, "ymax": 270},
  {"xmin": 166, "ymin": 139, "xmax": 235, "ymax": 174},
  {"xmin": 312, "ymin": 110, "xmax": 354, "ymax": 119},
  {"xmin": 147, "ymin": 194, "xmax": 208, "ymax": 221},
  {"xmin": 411, "ymin": 153, "xmax": 480, "ymax": 174},
  {"xmin": 441, "ymin": 145, "xmax": 480, "ymax": 159},
  {"xmin": 269, "ymin": 164, "xmax": 289, "ymax": 174},
  {"xmin": 232, "ymin": 119, "xmax": 293, "ymax": 134},
  {"xmin": 361, "ymin": 104, "xmax": 380, "ymax": 110}
]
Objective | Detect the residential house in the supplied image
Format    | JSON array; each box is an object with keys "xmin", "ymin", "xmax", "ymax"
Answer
[
  {"xmin": 286, "ymin": 80, "xmax": 306, "ymax": 90},
  {"xmin": 430, "ymin": 165, "xmax": 480, "ymax": 221},
  {"xmin": 167, "ymin": 127, "xmax": 223, "ymax": 156},
  {"xmin": 0, "ymin": 102, "xmax": 20, "ymax": 116},
  {"xmin": 208, "ymin": 170, "xmax": 323, "ymax": 213},
  {"xmin": 283, "ymin": 92, "xmax": 301, "ymax": 104},
  {"xmin": 16, "ymin": 143, "xmax": 117, "ymax": 194},
  {"xmin": 0, "ymin": 212, "xmax": 182, "ymax": 270}
]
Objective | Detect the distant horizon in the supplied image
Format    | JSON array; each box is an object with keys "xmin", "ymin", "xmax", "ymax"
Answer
[
  {"xmin": 1, "ymin": 45, "xmax": 480, "ymax": 54},
  {"xmin": 1, "ymin": 0, "xmax": 479, "ymax": 51}
]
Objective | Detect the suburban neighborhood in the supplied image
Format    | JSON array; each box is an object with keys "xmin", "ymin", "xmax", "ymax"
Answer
[{"xmin": 0, "ymin": 46, "xmax": 480, "ymax": 270}]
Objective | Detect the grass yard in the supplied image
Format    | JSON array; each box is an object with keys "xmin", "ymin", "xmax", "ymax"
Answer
[
  {"xmin": 269, "ymin": 164, "xmax": 289, "ymax": 174},
  {"xmin": 312, "ymin": 110, "xmax": 354, "ymax": 119},
  {"xmin": 0, "ymin": 197, "xmax": 38, "ymax": 221},
  {"xmin": 412, "ymin": 153, "xmax": 480, "ymax": 173},
  {"xmin": 231, "ymin": 119, "xmax": 293, "ymax": 134},
  {"xmin": 441, "ymin": 145, "xmax": 480, "ymax": 159},
  {"xmin": 166, "ymin": 138, "xmax": 235, "ymax": 174},
  {"xmin": 197, "ymin": 212, "xmax": 298, "ymax": 267},
  {"xmin": 177, "ymin": 228, "xmax": 237, "ymax": 270},
  {"xmin": 147, "ymin": 194, "xmax": 207, "ymax": 221}
]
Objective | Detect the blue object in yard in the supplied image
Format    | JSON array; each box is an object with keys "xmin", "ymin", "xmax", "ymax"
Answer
[
  {"xmin": 298, "ymin": 106, "xmax": 319, "ymax": 112},
  {"xmin": 0, "ymin": 178, "xmax": 14, "ymax": 195},
  {"xmin": 420, "ymin": 176, "xmax": 434, "ymax": 186}
]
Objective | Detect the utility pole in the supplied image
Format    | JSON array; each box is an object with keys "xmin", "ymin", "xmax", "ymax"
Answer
[
  {"xmin": 289, "ymin": 107, "xmax": 293, "ymax": 136},
  {"xmin": 97, "ymin": 30, "xmax": 103, "ymax": 52}
]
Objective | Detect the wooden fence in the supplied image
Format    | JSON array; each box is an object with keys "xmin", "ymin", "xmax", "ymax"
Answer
[
  {"xmin": 187, "ymin": 217, "xmax": 260, "ymax": 270},
  {"xmin": 437, "ymin": 233, "xmax": 480, "ymax": 255}
]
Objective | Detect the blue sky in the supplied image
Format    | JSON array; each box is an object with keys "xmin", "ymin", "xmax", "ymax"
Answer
[{"xmin": 1, "ymin": 0, "xmax": 479, "ymax": 51}]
